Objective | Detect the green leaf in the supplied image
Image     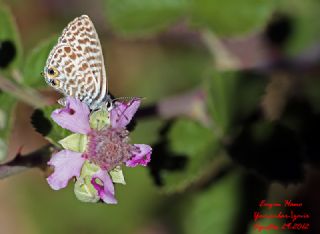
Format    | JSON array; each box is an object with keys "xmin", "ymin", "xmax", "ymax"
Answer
[
  {"xmin": 89, "ymin": 108, "xmax": 110, "ymax": 130},
  {"xmin": 0, "ymin": 93, "xmax": 17, "ymax": 161},
  {"xmin": 232, "ymin": 73, "xmax": 268, "ymax": 121},
  {"xmin": 130, "ymin": 118, "xmax": 163, "ymax": 145},
  {"xmin": 184, "ymin": 171, "xmax": 243, "ymax": 234},
  {"xmin": 0, "ymin": 5, "xmax": 23, "ymax": 158},
  {"xmin": 0, "ymin": 5, "xmax": 22, "ymax": 69},
  {"xmin": 58, "ymin": 133, "xmax": 87, "ymax": 153},
  {"xmin": 31, "ymin": 105, "xmax": 72, "ymax": 146},
  {"xmin": 104, "ymin": 0, "xmax": 190, "ymax": 37},
  {"xmin": 103, "ymin": 0, "xmax": 275, "ymax": 37},
  {"xmin": 277, "ymin": 0, "xmax": 320, "ymax": 55},
  {"xmin": 22, "ymin": 36, "xmax": 57, "ymax": 88},
  {"xmin": 74, "ymin": 176, "xmax": 100, "ymax": 203},
  {"xmin": 131, "ymin": 47, "xmax": 211, "ymax": 102},
  {"xmin": 206, "ymin": 71, "xmax": 267, "ymax": 135},
  {"xmin": 74, "ymin": 161, "xmax": 101, "ymax": 203},
  {"xmin": 169, "ymin": 119, "xmax": 215, "ymax": 156},
  {"xmin": 163, "ymin": 119, "xmax": 219, "ymax": 193},
  {"xmin": 190, "ymin": 0, "xmax": 275, "ymax": 36},
  {"xmin": 80, "ymin": 160, "xmax": 100, "ymax": 176},
  {"xmin": 110, "ymin": 166, "xmax": 126, "ymax": 184},
  {"xmin": 206, "ymin": 72, "xmax": 238, "ymax": 135}
]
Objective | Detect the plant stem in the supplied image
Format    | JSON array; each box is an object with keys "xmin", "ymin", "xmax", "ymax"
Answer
[
  {"xmin": 136, "ymin": 88, "xmax": 211, "ymax": 126},
  {"xmin": 0, "ymin": 75, "xmax": 48, "ymax": 108},
  {"xmin": 201, "ymin": 30, "xmax": 241, "ymax": 70},
  {"xmin": 0, "ymin": 145, "xmax": 51, "ymax": 179}
]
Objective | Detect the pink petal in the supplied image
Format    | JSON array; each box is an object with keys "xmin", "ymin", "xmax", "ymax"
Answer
[
  {"xmin": 126, "ymin": 144, "xmax": 152, "ymax": 167},
  {"xmin": 51, "ymin": 97, "xmax": 91, "ymax": 134},
  {"xmin": 91, "ymin": 169, "xmax": 117, "ymax": 204},
  {"xmin": 110, "ymin": 98, "xmax": 141, "ymax": 128},
  {"xmin": 47, "ymin": 150, "xmax": 85, "ymax": 190}
]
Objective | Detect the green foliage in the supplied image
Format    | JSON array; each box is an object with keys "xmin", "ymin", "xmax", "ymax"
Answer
[
  {"xmin": 104, "ymin": 0, "xmax": 275, "ymax": 37},
  {"xmin": 184, "ymin": 170, "xmax": 243, "ymax": 234},
  {"xmin": 278, "ymin": 0, "xmax": 320, "ymax": 55},
  {"xmin": 169, "ymin": 119, "xmax": 216, "ymax": 156},
  {"xmin": 130, "ymin": 118, "xmax": 163, "ymax": 145},
  {"xmin": 162, "ymin": 119, "xmax": 219, "ymax": 193},
  {"xmin": 206, "ymin": 71, "xmax": 267, "ymax": 135},
  {"xmin": 58, "ymin": 133, "xmax": 87, "ymax": 153},
  {"xmin": 89, "ymin": 108, "xmax": 110, "ymax": 130},
  {"xmin": 206, "ymin": 72, "xmax": 238, "ymax": 135},
  {"xmin": 0, "ymin": 5, "xmax": 21, "ymax": 160},
  {"xmin": 31, "ymin": 105, "xmax": 71, "ymax": 146},
  {"xmin": 74, "ymin": 161, "xmax": 100, "ymax": 203},
  {"xmin": 22, "ymin": 36, "xmax": 57, "ymax": 88},
  {"xmin": 190, "ymin": 0, "xmax": 275, "ymax": 36},
  {"xmin": 109, "ymin": 166, "xmax": 126, "ymax": 184},
  {"xmin": 74, "ymin": 175, "xmax": 100, "ymax": 203},
  {"xmin": 104, "ymin": 0, "xmax": 190, "ymax": 37},
  {"xmin": 0, "ymin": 93, "xmax": 17, "ymax": 160},
  {"xmin": 0, "ymin": 5, "xmax": 22, "ymax": 70},
  {"xmin": 129, "ymin": 46, "xmax": 211, "ymax": 103},
  {"xmin": 232, "ymin": 73, "xmax": 268, "ymax": 120}
]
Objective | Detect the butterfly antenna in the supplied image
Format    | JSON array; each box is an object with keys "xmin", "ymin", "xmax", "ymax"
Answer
[
  {"xmin": 107, "ymin": 96, "xmax": 145, "ymax": 112},
  {"xmin": 112, "ymin": 96, "xmax": 145, "ymax": 102}
]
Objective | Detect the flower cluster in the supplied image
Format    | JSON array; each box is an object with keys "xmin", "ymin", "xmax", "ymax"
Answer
[{"xmin": 47, "ymin": 97, "xmax": 152, "ymax": 204}]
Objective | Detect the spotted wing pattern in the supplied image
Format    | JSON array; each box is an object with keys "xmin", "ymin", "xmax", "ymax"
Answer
[{"xmin": 44, "ymin": 15, "xmax": 108, "ymax": 110}]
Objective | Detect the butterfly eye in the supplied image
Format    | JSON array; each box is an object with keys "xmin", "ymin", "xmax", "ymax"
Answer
[{"xmin": 47, "ymin": 67, "xmax": 59, "ymax": 78}]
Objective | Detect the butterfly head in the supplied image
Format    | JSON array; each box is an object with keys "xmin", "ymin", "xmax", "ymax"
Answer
[{"xmin": 105, "ymin": 98, "xmax": 114, "ymax": 111}]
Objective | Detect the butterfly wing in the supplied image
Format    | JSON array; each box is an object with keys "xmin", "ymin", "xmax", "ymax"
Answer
[
  {"xmin": 45, "ymin": 44, "xmax": 98, "ymax": 103},
  {"xmin": 45, "ymin": 15, "xmax": 107, "ymax": 109}
]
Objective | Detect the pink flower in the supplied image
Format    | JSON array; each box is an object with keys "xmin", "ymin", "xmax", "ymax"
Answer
[{"xmin": 47, "ymin": 97, "xmax": 152, "ymax": 204}]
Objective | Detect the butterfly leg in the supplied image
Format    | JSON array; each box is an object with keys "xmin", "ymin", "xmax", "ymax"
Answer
[{"xmin": 58, "ymin": 97, "xmax": 67, "ymax": 106}]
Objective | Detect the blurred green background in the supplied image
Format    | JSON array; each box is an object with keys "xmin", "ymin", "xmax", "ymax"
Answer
[{"xmin": 0, "ymin": 0, "xmax": 320, "ymax": 233}]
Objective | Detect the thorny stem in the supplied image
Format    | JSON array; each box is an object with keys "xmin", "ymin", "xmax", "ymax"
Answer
[
  {"xmin": 0, "ymin": 145, "xmax": 52, "ymax": 179},
  {"xmin": 136, "ymin": 88, "xmax": 211, "ymax": 126},
  {"xmin": 11, "ymin": 69, "xmax": 23, "ymax": 83},
  {"xmin": 201, "ymin": 28, "xmax": 320, "ymax": 75},
  {"xmin": 0, "ymin": 74, "xmax": 48, "ymax": 108},
  {"xmin": 185, "ymin": 152, "xmax": 234, "ymax": 192},
  {"xmin": 201, "ymin": 30, "xmax": 241, "ymax": 70}
]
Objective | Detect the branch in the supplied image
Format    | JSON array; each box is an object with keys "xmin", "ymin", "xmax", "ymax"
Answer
[
  {"xmin": 136, "ymin": 88, "xmax": 211, "ymax": 126},
  {"xmin": 258, "ymin": 44, "xmax": 320, "ymax": 74},
  {"xmin": 185, "ymin": 153, "xmax": 234, "ymax": 192},
  {"xmin": 0, "ymin": 145, "xmax": 51, "ymax": 179},
  {"xmin": 201, "ymin": 30, "xmax": 241, "ymax": 70},
  {"xmin": 0, "ymin": 75, "xmax": 49, "ymax": 108}
]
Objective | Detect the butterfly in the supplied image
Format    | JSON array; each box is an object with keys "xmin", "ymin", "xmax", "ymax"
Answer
[{"xmin": 43, "ymin": 15, "xmax": 113, "ymax": 110}]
